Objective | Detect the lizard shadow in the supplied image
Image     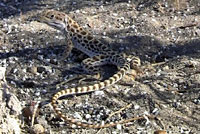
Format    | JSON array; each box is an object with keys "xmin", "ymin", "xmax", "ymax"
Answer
[
  {"xmin": 0, "ymin": 0, "xmax": 43, "ymax": 19},
  {"xmin": 106, "ymin": 28, "xmax": 200, "ymax": 115}
]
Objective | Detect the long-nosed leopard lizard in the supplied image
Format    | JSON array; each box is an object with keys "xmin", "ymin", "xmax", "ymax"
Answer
[{"xmin": 38, "ymin": 10, "xmax": 141, "ymax": 128}]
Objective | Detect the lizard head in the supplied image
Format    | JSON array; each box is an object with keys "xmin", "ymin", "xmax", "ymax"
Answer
[{"xmin": 39, "ymin": 10, "xmax": 67, "ymax": 31}]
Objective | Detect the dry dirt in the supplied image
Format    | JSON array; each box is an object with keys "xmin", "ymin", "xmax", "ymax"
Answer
[{"xmin": 0, "ymin": 0, "xmax": 200, "ymax": 134}]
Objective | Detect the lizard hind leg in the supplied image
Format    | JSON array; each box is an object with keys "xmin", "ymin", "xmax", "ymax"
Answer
[{"xmin": 81, "ymin": 54, "xmax": 110, "ymax": 80}]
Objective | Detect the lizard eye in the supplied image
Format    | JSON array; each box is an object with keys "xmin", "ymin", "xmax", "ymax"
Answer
[{"xmin": 50, "ymin": 15, "xmax": 54, "ymax": 18}]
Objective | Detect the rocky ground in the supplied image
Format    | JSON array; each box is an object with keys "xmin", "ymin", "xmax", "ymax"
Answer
[{"xmin": 0, "ymin": 0, "xmax": 200, "ymax": 134}]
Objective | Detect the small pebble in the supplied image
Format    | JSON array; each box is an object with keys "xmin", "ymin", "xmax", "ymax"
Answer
[
  {"xmin": 152, "ymin": 108, "xmax": 159, "ymax": 115},
  {"xmin": 85, "ymin": 114, "xmax": 91, "ymax": 119},
  {"xmin": 134, "ymin": 104, "xmax": 140, "ymax": 110},
  {"xmin": 193, "ymin": 98, "xmax": 200, "ymax": 104},
  {"xmin": 94, "ymin": 90, "xmax": 104, "ymax": 96},
  {"xmin": 35, "ymin": 91, "xmax": 40, "ymax": 96},
  {"xmin": 116, "ymin": 124, "xmax": 122, "ymax": 130},
  {"xmin": 163, "ymin": 65, "xmax": 169, "ymax": 70},
  {"xmin": 71, "ymin": 124, "xmax": 77, "ymax": 128},
  {"xmin": 41, "ymin": 89, "xmax": 47, "ymax": 94},
  {"xmin": 31, "ymin": 124, "xmax": 45, "ymax": 134},
  {"xmin": 74, "ymin": 112, "xmax": 82, "ymax": 120},
  {"xmin": 0, "ymin": 66, "xmax": 6, "ymax": 80},
  {"xmin": 27, "ymin": 66, "xmax": 37, "ymax": 74},
  {"xmin": 13, "ymin": 68, "xmax": 18, "ymax": 73},
  {"xmin": 96, "ymin": 114, "xmax": 101, "ymax": 119},
  {"xmin": 113, "ymin": 13, "xmax": 118, "ymax": 16},
  {"xmin": 37, "ymin": 55, "xmax": 43, "ymax": 60}
]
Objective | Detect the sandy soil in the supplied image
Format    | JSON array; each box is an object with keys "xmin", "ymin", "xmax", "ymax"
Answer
[{"xmin": 0, "ymin": 0, "xmax": 200, "ymax": 134}]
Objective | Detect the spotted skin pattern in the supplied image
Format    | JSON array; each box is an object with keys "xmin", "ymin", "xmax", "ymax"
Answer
[{"xmin": 39, "ymin": 10, "xmax": 141, "ymax": 128}]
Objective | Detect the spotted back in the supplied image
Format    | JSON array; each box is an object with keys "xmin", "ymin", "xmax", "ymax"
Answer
[{"xmin": 40, "ymin": 10, "xmax": 113, "ymax": 57}]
